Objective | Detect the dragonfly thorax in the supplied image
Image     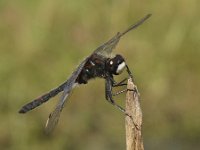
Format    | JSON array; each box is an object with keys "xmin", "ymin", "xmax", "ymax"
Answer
[{"xmin": 76, "ymin": 54, "xmax": 107, "ymax": 84}]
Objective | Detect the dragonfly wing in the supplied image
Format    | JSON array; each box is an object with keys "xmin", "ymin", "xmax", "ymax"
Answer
[
  {"xmin": 93, "ymin": 33, "xmax": 121, "ymax": 58},
  {"xmin": 45, "ymin": 85, "xmax": 73, "ymax": 134},
  {"xmin": 93, "ymin": 14, "xmax": 151, "ymax": 57},
  {"xmin": 45, "ymin": 57, "xmax": 89, "ymax": 133}
]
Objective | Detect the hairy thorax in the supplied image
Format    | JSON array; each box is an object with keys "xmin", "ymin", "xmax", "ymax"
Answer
[{"xmin": 76, "ymin": 54, "xmax": 107, "ymax": 84}]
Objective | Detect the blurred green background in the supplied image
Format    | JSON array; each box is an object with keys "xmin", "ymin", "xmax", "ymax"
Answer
[{"xmin": 0, "ymin": 0, "xmax": 200, "ymax": 150}]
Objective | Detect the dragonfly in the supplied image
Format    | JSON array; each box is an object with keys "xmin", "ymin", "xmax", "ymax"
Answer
[{"xmin": 19, "ymin": 14, "xmax": 151, "ymax": 133}]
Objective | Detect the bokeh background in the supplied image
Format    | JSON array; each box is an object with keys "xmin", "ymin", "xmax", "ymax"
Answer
[{"xmin": 0, "ymin": 0, "xmax": 200, "ymax": 150}]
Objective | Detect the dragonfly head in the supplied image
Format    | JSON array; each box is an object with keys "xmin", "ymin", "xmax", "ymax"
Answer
[{"xmin": 106, "ymin": 54, "xmax": 126, "ymax": 75}]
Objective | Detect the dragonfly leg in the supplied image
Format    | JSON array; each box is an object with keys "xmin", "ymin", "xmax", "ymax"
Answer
[
  {"xmin": 126, "ymin": 65, "xmax": 133, "ymax": 79},
  {"xmin": 113, "ymin": 78, "xmax": 128, "ymax": 87},
  {"xmin": 105, "ymin": 77, "xmax": 126, "ymax": 113},
  {"xmin": 112, "ymin": 89, "xmax": 127, "ymax": 96}
]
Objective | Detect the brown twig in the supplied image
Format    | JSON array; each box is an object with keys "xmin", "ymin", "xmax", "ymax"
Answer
[{"xmin": 125, "ymin": 78, "xmax": 144, "ymax": 150}]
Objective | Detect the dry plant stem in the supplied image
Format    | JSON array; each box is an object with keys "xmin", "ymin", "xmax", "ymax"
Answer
[{"xmin": 125, "ymin": 78, "xmax": 144, "ymax": 150}]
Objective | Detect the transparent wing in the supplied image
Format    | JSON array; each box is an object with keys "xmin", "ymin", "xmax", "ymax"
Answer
[
  {"xmin": 94, "ymin": 32, "xmax": 121, "ymax": 58},
  {"xmin": 94, "ymin": 14, "xmax": 151, "ymax": 57},
  {"xmin": 45, "ymin": 86, "xmax": 72, "ymax": 134},
  {"xmin": 45, "ymin": 57, "xmax": 89, "ymax": 133}
]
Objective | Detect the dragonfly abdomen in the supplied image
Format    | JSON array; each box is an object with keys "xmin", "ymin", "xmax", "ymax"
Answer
[{"xmin": 19, "ymin": 85, "xmax": 65, "ymax": 113}]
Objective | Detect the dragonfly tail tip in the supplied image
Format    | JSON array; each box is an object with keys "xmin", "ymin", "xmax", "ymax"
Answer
[{"xmin": 18, "ymin": 108, "xmax": 26, "ymax": 114}]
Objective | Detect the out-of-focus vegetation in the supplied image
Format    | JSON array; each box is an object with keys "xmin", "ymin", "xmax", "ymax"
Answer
[{"xmin": 0, "ymin": 0, "xmax": 200, "ymax": 150}]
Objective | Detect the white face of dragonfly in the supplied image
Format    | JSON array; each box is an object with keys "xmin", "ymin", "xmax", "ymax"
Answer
[{"xmin": 116, "ymin": 61, "xmax": 126, "ymax": 74}]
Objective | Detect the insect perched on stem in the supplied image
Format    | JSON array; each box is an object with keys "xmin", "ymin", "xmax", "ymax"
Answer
[{"xmin": 19, "ymin": 14, "xmax": 151, "ymax": 133}]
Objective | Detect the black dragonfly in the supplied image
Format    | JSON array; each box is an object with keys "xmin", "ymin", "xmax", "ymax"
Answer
[{"xmin": 19, "ymin": 14, "xmax": 151, "ymax": 133}]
